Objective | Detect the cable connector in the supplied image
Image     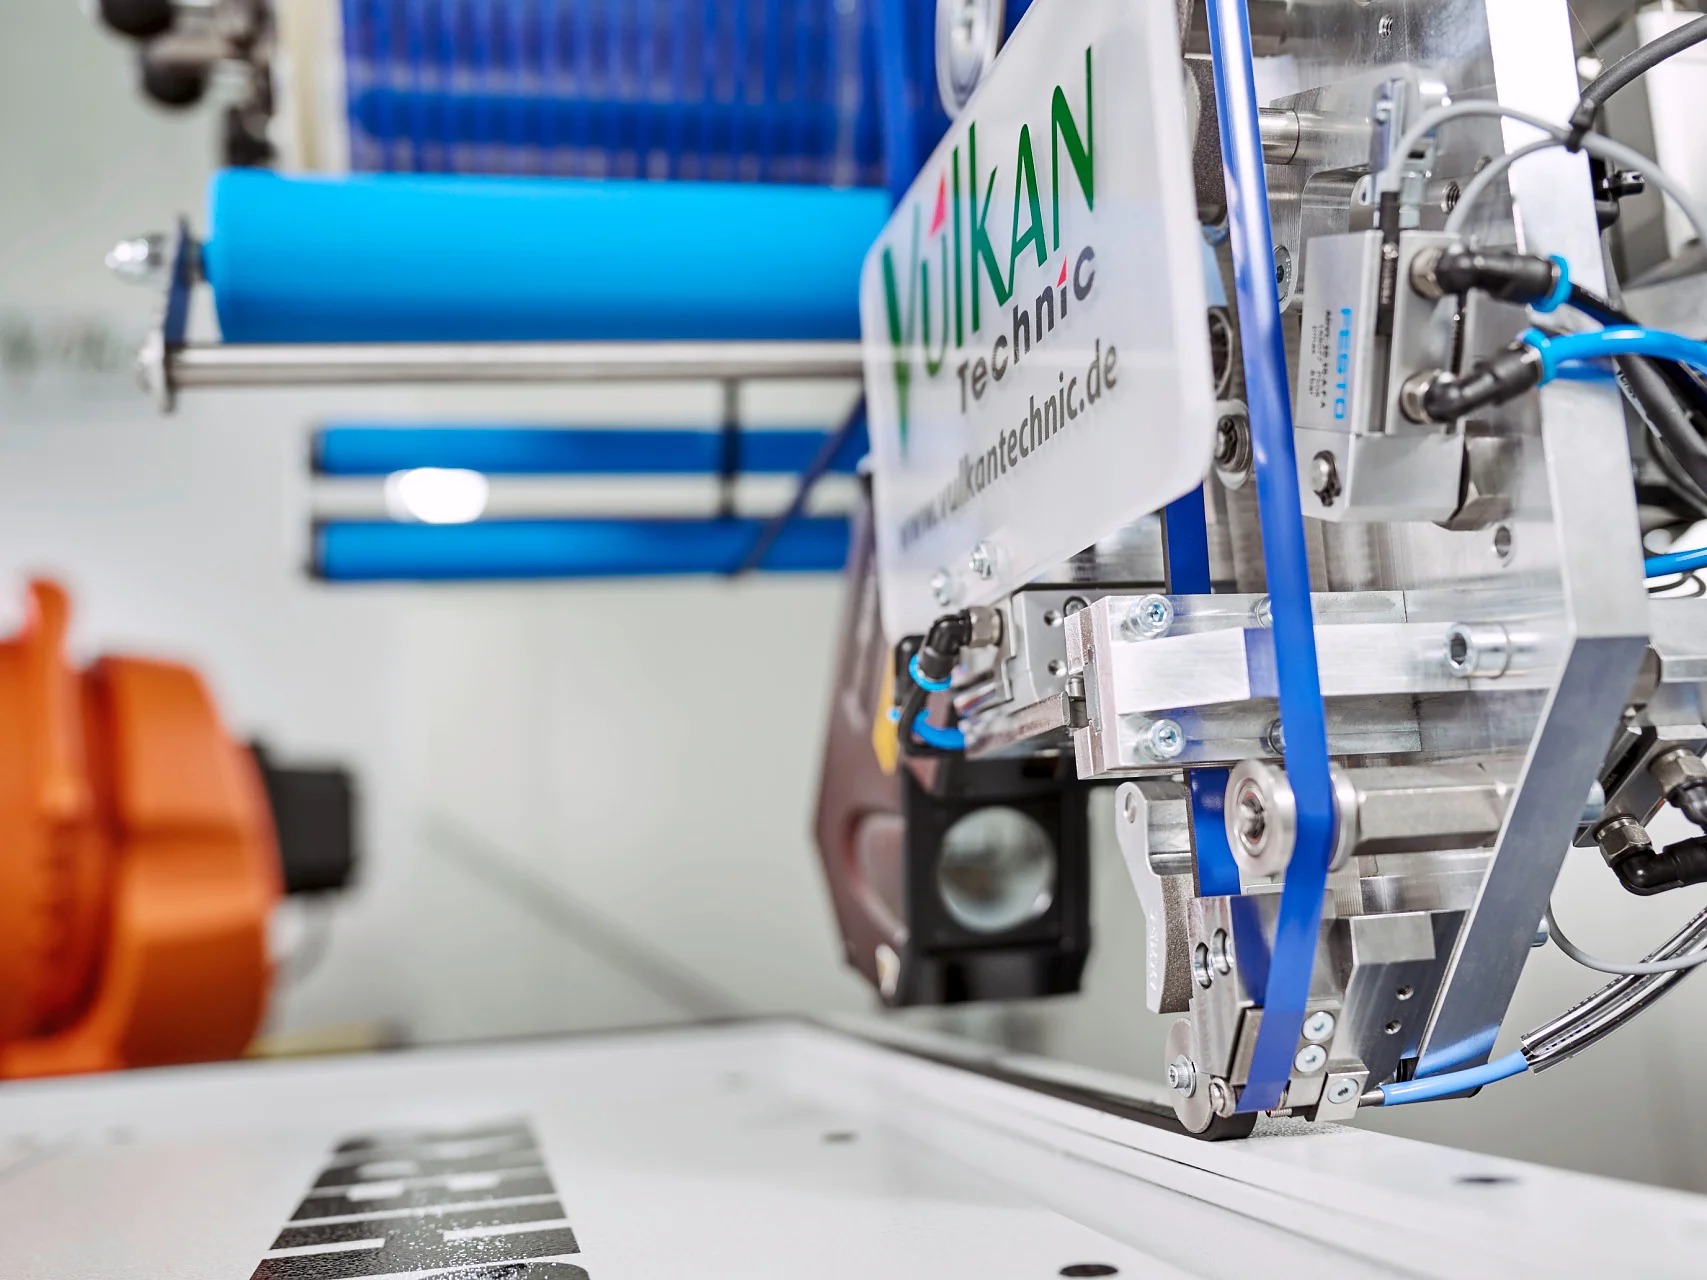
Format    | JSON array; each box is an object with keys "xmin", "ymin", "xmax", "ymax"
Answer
[
  {"xmin": 1399, "ymin": 343, "xmax": 1544, "ymax": 424},
  {"xmin": 1409, "ymin": 245, "xmax": 1570, "ymax": 311}
]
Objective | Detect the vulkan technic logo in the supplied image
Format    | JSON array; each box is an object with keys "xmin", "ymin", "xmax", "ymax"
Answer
[{"xmin": 880, "ymin": 46, "xmax": 1096, "ymax": 453}]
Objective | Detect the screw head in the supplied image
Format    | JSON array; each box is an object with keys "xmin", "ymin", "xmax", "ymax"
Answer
[
  {"xmin": 1327, "ymin": 1077, "xmax": 1360, "ymax": 1106},
  {"xmin": 1234, "ymin": 785, "xmax": 1267, "ymax": 851},
  {"xmin": 1192, "ymin": 941, "xmax": 1214, "ymax": 990},
  {"xmin": 1125, "ymin": 594, "xmax": 1174, "ymax": 639},
  {"xmin": 1251, "ymin": 596, "xmax": 1273, "ymax": 628},
  {"xmin": 1145, "ymin": 718, "xmax": 1186, "ymax": 761},
  {"xmin": 1215, "ymin": 418, "xmax": 1238, "ymax": 464},
  {"xmin": 1302, "ymin": 1010, "xmax": 1337, "ymax": 1044},
  {"xmin": 1263, "ymin": 717, "xmax": 1286, "ymax": 756},
  {"xmin": 968, "ymin": 541, "xmax": 997, "ymax": 579},
  {"xmin": 1310, "ymin": 451, "xmax": 1341, "ymax": 506},
  {"xmin": 1294, "ymin": 1044, "xmax": 1328, "ymax": 1075},
  {"xmin": 1167, "ymin": 1055, "xmax": 1198, "ymax": 1097},
  {"xmin": 105, "ymin": 233, "xmax": 167, "ymax": 284},
  {"xmin": 1207, "ymin": 1078, "xmax": 1235, "ymax": 1117},
  {"xmin": 929, "ymin": 568, "xmax": 956, "ymax": 606}
]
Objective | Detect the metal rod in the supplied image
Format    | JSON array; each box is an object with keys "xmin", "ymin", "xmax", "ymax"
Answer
[
  {"xmin": 158, "ymin": 339, "xmax": 864, "ymax": 394},
  {"xmin": 142, "ymin": 333, "xmax": 862, "ymax": 410}
]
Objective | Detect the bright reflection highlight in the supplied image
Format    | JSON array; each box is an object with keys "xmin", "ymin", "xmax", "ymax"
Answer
[{"xmin": 384, "ymin": 468, "xmax": 489, "ymax": 524}]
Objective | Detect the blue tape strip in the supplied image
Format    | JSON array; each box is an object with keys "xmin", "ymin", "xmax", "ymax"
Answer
[
  {"xmin": 1188, "ymin": 768, "xmax": 1241, "ymax": 897},
  {"xmin": 1206, "ymin": 0, "xmax": 1338, "ymax": 1114},
  {"xmin": 1163, "ymin": 488, "xmax": 1213, "ymax": 594}
]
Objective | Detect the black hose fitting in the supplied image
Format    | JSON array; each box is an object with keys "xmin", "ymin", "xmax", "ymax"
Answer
[
  {"xmin": 1404, "ymin": 343, "xmax": 1544, "ymax": 424},
  {"xmin": 1610, "ymin": 836, "xmax": 1707, "ymax": 897},
  {"xmin": 914, "ymin": 612, "xmax": 976, "ymax": 686},
  {"xmin": 1411, "ymin": 246, "xmax": 1560, "ymax": 307}
]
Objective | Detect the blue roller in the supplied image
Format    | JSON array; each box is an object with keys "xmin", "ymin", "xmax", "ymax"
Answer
[
  {"xmin": 315, "ymin": 515, "xmax": 850, "ymax": 580},
  {"xmin": 313, "ymin": 425, "xmax": 868, "ymax": 476},
  {"xmin": 205, "ymin": 168, "xmax": 890, "ymax": 344}
]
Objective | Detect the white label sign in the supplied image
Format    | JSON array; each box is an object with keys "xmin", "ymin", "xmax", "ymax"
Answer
[{"xmin": 860, "ymin": 0, "xmax": 1215, "ymax": 636}]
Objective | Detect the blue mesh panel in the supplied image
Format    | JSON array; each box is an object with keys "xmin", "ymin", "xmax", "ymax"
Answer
[{"xmin": 339, "ymin": 0, "xmax": 957, "ymax": 188}]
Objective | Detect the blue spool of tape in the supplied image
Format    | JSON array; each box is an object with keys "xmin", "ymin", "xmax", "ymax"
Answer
[{"xmin": 205, "ymin": 168, "xmax": 890, "ymax": 344}]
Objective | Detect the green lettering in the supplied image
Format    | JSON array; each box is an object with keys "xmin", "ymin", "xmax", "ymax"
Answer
[
  {"xmin": 1051, "ymin": 48, "xmax": 1095, "ymax": 248},
  {"xmin": 1009, "ymin": 124, "xmax": 1046, "ymax": 283},
  {"xmin": 968, "ymin": 123, "xmax": 1011, "ymax": 334},
  {"xmin": 922, "ymin": 234, "xmax": 950, "ymax": 377},
  {"xmin": 881, "ymin": 206, "xmax": 922, "ymax": 450},
  {"xmin": 952, "ymin": 145, "xmax": 964, "ymax": 350}
]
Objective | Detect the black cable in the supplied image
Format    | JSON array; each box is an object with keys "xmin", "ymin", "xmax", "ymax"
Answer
[{"xmin": 1567, "ymin": 15, "xmax": 1707, "ymax": 151}]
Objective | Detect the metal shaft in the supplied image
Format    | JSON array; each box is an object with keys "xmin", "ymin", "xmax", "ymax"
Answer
[{"xmin": 163, "ymin": 340, "xmax": 865, "ymax": 390}]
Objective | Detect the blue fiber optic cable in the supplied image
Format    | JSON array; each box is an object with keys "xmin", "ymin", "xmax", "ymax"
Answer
[
  {"xmin": 1372, "ymin": 1050, "xmax": 1529, "ymax": 1107},
  {"xmin": 1205, "ymin": 0, "xmax": 1338, "ymax": 1114}
]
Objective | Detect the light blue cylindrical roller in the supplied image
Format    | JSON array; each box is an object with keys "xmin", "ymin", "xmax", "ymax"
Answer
[{"xmin": 204, "ymin": 168, "xmax": 890, "ymax": 344}]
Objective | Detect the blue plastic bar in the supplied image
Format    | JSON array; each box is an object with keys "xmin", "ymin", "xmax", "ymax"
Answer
[
  {"xmin": 1206, "ymin": 0, "xmax": 1338, "ymax": 1114},
  {"xmin": 314, "ymin": 515, "xmax": 850, "ymax": 580},
  {"xmin": 204, "ymin": 169, "xmax": 891, "ymax": 344},
  {"xmin": 313, "ymin": 426, "xmax": 868, "ymax": 477}
]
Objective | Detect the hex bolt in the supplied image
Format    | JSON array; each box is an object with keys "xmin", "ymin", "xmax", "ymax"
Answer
[
  {"xmin": 1145, "ymin": 718, "xmax": 1186, "ymax": 761},
  {"xmin": 1125, "ymin": 594, "xmax": 1174, "ymax": 639},
  {"xmin": 968, "ymin": 541, "xmax": 997, "ymax": 579},
  {"xmin": 1302, "ymin": 1010, "xmax": 1337, "ymax": 1044},
  {"xmin": 1326, "ymin": 1077, "xmax": 1360, "ymax": 1106},
  {"xmin": 1167, "ymin": 1055, "xmax": 1198, "ymax": 1097},
  {"xmin": 1310, "ymin": 451, "xmax": 1341, "ymax": 507},
  {"xmin": 1294, "ymin": 1044, "xmax": 1328, "ymax": 1075}
]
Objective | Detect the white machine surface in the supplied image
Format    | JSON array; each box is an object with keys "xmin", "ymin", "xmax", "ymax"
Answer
[{"xmin": 1, "ymin": 1019, "xmax": 1703, "ymax": 1280}]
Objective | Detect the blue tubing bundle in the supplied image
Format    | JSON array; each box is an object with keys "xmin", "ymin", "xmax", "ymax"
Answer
[{"xmin": 204, "ymin": 167, "xmax": 890, "ymax": 344}]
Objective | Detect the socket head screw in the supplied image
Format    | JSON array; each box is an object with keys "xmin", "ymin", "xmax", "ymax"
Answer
[
  {"xmin": 1294, "ymin": 1044, "xmax": 1328, "ymax": 1075},
  {"xmin": 1145, "ymin": 718, "xmax": 1186, "ymax": 761},
  {"xmin": 1125, "ymin": 594, "xmax": 1174, "ymax": 639},
  {"xmin": 1302, "ymin": 1010, "xmax": 1336, "ymax": 1044}
]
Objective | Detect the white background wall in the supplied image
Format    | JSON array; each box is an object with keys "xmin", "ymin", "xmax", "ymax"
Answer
[{"xmin": 4, "ymin": 0, "xmax": 1707, "ymax": 1198}]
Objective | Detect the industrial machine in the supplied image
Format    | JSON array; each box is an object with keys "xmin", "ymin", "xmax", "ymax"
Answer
[
  {"xmin": 815, "ymin": 0, "xmax": 1707, "ymax": 1140},
  {"xmin": 79, "ymin": 0, "xmax": 1707, "ymax": 1147},
  {"xmin": 7, "ymin": 0, "xmax": 1707, "ymax": 1275}
]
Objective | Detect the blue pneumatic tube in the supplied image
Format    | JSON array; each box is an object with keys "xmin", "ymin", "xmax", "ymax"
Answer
[
  {"xmin": 314, "ymin": 516, "xmax": 850, "ymax": 581},
  {"xmin": 204, "ymin": 169, "xmax": 891, "ymax": 344}
]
